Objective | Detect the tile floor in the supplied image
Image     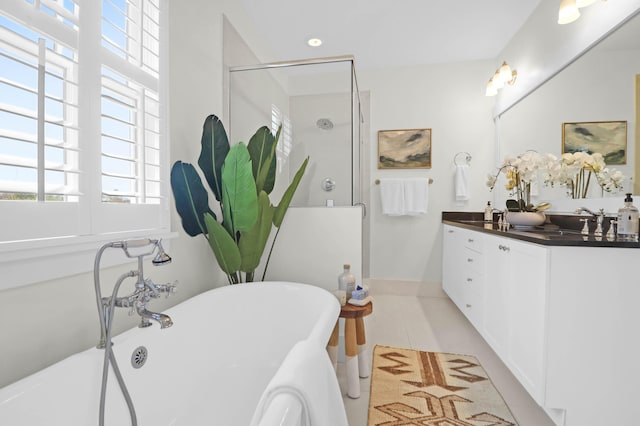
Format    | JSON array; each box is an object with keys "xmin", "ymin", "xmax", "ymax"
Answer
[{"xmin": 335, "ymin": 294, "xmax": 555, "ymax": 426}]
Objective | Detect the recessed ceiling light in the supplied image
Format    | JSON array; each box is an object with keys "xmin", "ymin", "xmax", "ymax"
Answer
[{"xmin": 307, "ymin": 38, "xmax": 322, "ymax": 47}]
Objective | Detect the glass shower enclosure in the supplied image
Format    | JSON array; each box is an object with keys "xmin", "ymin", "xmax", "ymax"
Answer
[{"xmin": 227, "ymin": 56, "xmax": 362, "ymax": 208}]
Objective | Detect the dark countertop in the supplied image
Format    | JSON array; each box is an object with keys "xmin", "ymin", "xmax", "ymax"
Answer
[{"xmin": 442, "ymin": 211, "xmax": 640, "ymax": 248}]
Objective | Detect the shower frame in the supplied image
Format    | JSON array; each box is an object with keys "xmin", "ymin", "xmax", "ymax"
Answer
[{"xmin": 227, "ymin": 55, "xmax": 364, "ymax": 208}]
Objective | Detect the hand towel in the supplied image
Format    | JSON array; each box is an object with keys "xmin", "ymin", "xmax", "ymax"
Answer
[
  {"xmin": 250, "ymin": 339, "xmax": 348, "ymax": 426},
  {"xmin": 403, "ymin": 177, "xmax": 429, "ymax": 215},
  {"xmin": 379, "ymin": 178, "xmax": 405, "ymax": 216},
  {"xmin": 455, "ymin": 164, "xmax": 470, "ymax": 201}
]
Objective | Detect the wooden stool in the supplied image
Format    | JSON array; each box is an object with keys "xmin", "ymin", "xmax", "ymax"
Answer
[{"xmin": 327, "ymin": 301, "xmax": 373, "ymax": 399}]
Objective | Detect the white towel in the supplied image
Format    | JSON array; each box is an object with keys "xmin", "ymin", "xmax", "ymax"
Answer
[
  {"xmin": 379, "ymin": 178, "xmax": 405, "ymax": 216},
  {"xmin": 403, "ymin": 178, "xmax": 429, "ymax": 215},
  {"xmin": 250, "ymin": 339, "xmax": 348, "ymax": 426},
  {"xmin": 455, "ymin": 164, "xmax": 470, "ymax": 201}
]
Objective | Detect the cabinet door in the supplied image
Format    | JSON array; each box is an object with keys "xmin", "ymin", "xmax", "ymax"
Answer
[
  {"xmin": 483, "ymin": 234, "xmax": 547, "ymax": 404},
  {"xmin": 483, "ymin": 235, "xmax": 510, "ymax": 356},
  {"xmin": 506, "ymin": 240, "xmax": 547, "ymax": 403},
  {"xmin": 442, "ymin": 225, "xmax": 463, "ymax": 306}
]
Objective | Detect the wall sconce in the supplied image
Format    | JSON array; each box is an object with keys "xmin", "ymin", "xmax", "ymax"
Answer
[
  {"xmin": 558, "ymin": 0, "xmax": 603, "ymax": 25},
  {"xmin": 485, "ymin": 61, "xmax": 517, "ymax": 97}
]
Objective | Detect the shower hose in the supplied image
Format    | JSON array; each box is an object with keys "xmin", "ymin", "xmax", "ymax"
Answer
[{"xmin": 97, "ymin": 269, "xmax": 138, "ymax": 426}]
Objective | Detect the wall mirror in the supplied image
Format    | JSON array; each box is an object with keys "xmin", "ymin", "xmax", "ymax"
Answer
[{"xmin": 496, "ymin": 11, "xmax": 640, "ymax": 212}]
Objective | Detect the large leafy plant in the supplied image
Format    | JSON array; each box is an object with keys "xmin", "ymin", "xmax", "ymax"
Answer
[{"xmin": 171, "ymin": 115, "xmax": 308, "ymax": 284}]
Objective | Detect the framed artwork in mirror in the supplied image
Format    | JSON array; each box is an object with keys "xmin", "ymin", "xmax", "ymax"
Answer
[
  {"xmin": 562, "ymin": 121, "xmax": 627, "ymax": 165},
  {"xmin": 378, "ymin": 128, "xmax": 432, "ymax": 169}
]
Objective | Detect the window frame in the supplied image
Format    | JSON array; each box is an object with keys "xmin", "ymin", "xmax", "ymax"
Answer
[{"xmin": 0, "ymin": 0, "xmax": 172, "ymax": 290}]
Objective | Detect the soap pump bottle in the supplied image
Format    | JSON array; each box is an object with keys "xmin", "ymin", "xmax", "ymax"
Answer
[
  {"xmin": 338, "ymin": 264, "xmax": 356, "ymax": 300},
  {"xmin": 617, "ymin": 193, "xmax": 639, "ymax": 241},
  {"xmin": 484, "ymin": 201, "xmax": 493, "ymax": 222}
]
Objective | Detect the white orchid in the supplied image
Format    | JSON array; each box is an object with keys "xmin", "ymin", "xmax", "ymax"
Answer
[
  {"xmin": 546, "ymin": 151, "xmax": 622, "ymax": 198},
  {"xmin": 488, "ymin": 150, "xmax": 624, "ymax": 206},
  {"xmin": 487, "ymin": 151, "xmax": 545, "ymax": 211}
]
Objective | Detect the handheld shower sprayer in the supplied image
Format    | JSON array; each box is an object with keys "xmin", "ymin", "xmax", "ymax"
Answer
[
  {"xmin": 152, "ymin": 240, "xmax": 172, "ymax": 265},
  {"xmin": 93, "ymin": 237, "xmax": 176, "ymax": 426}
]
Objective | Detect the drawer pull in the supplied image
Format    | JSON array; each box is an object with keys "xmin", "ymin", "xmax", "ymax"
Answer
[
  {"xmin": 467, "ymin": 258, "xmax": 473, "ymax": 262},
  {"xmin": 468, "ymin": 238, "xmax": 474, "ymax": 243},
  {"xmin": 466, "ymin": 304, "xmax": 472, "ymax": 308},
  {"xmin": 466, "ymin": 278, "xmax": 473, "ymax": 282},
  {"xmin": 448, "ymin": 230, "xmax": 454, "ymax": 233}
]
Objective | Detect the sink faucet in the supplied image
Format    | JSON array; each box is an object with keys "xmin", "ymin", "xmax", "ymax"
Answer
[{"xmin": 576, "ymin": 207, "xmax": 605, "ymax": 237}]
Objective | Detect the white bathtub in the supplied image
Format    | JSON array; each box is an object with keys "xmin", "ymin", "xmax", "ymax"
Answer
[{"xmin": 0, "ymin": 282, "xmax": 346, "ymax": 425}]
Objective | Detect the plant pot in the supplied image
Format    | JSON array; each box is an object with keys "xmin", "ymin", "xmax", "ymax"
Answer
[{"xmin": 505, "ymin": 211, "xmax": 546, "ymax": 227}]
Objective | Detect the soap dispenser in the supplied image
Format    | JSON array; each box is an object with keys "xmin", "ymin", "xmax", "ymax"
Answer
[
  {"xmin": 617, "ymin": 193, "xmax": 639, "ymax": 241},
  {"xmin": 484, "ymin": 201, "xmax": 493, "ymax": 222}
]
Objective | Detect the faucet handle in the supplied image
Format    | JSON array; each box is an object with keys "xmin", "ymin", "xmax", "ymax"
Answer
[
  {"xmin": 157, "ymin": 280, "xmax": 178, "ymax": 298},
  {"xmin": 143, "ymin": 278, "xmax": 160, "ymax": 297},
  {"xmin": 580, "ymin": 218, "xmax": 590, "ymax": 235}
]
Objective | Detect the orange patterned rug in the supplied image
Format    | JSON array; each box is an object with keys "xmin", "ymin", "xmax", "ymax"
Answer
[{"xmin": 368, "ymin": 345, "xmax": 518, "ymax": 425}]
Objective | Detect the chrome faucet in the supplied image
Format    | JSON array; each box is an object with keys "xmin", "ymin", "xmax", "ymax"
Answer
[
  {"xmin": 94, "ymin": 239, "xmax": 177, "ymax": 348},
  {"xmin": 92, "ymin": 238, "xmax": 177, "ymax": 426},
  {"xmin": 576, "ymin": 207, "xmax": 605, "ymax": 237}
]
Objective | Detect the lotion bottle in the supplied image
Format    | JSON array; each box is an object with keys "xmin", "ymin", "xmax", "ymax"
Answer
[
  {"xmin": 617, "ymin": 193, "xmax": 639, "ymax": 241},
  {"xmin": 484, "ymin": 201, "xmax": 493, "ymax": 222},
  {"xmin": 338, "ymin": 264, "xmax": 356, "ymax": 300}
]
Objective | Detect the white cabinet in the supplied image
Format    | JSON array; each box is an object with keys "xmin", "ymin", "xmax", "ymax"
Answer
[
  {"xmin": 442, "ymin": 225, "xmax": 484, "ymax": 325},
  {"xmin": 443, "ymin": 226, "xmax": 548, "ymax": 404},
  {"xmin": 483, "ymin": 233, "xmax": 548, "ymax": 404},
  {"xmin": 443, "ymin": 223, "xmax": 640, "ymax": 425}
]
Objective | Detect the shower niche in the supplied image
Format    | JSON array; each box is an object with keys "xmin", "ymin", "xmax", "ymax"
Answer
[{"xmin": 227, "ymin": 56, "xmax": 363, "ymax": 208}]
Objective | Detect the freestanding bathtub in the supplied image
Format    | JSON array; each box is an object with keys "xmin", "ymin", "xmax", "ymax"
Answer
[{"xmin": 0, "ymin": 282, "xmax": 346, "ymax": 425}]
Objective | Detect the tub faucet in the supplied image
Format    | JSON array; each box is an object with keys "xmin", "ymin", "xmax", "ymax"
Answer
[
  {"xmin": 94, "ymin": 239, "xmax": 177, "ymax": 348},
  {"xmin": 137, "ymin": 306, "xmax": 173, "ymax": 329},
  {"xmin": 576, "ymin": 207, "xmax": 605, "ymax": 236},
  {"xmin": 131, "ymin": 278, "xmax": 177, "ymax": 329}
]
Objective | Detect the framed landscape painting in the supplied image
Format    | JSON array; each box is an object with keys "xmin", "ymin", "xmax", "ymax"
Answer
[
  {"xmin": 562, "ymin": 121, "xmax": 627, "ymax": 165},
  {"xmin": 378, "ymin": 128, "xmax": 432, "ymax": 169}
]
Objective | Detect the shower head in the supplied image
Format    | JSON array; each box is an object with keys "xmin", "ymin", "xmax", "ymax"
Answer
[
  {"xmin": 152, "ymin": 240, "xmax": 172, "ymax": 265},
  {"xmin": 316, "ymin": 118, "xmax": 334, "ymax": 130}
]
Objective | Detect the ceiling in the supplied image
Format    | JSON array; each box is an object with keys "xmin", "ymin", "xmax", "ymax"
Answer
[{"xmin": 237, "ymin": 0, "xmax": 542, "ymax": 70}]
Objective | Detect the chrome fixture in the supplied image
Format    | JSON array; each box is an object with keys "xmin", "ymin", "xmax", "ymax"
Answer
[
  {"xmin": 576, "ymin": 207, "xmax": 605, "ymax": 236},
  {"xmin": 93, "ymin": 238, "xmax": 176, "ymax": 426},
  {"xmin": 321, "ymin": 177, "xmax": 336, "ymax": 192},
  {"xmin": 316, "ymin": 118, "xmax": 334, "ymax": 130}
]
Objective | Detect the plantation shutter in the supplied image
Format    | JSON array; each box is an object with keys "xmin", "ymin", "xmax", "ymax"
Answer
[
  {"xmin": 0, "ymin": 0, "xmax": 168, "ymax": 242},
  {"xmin": 100, "ymin": 0, "xmax": 161, "ymax": 205},
  {"xmin": 0, "ymin": 2, "xmax": 80, "ymax": 201}
]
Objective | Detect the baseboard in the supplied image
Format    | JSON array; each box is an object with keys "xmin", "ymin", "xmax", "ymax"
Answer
[{"xmin": 364, "ymin": 278, "xmax": 447, "ymax": 298}]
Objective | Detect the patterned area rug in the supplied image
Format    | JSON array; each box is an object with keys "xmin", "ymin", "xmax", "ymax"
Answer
[{"xmin": 368, "ymin": 345, "xmax": 518, "ymax": 425}]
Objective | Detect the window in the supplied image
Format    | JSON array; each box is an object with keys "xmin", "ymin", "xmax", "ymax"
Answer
[
  {"xmin": 271, "ymin": 104, "xmax": 292, "ymax": 173},
  {"xmin": 0, "ymin": 0, "xmax": 169, "ymax": 287}
]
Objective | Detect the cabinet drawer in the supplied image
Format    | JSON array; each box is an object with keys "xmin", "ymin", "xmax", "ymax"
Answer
[
  {"xmin": 463, "ymin": 268, "xmax": 484, "ymax": 294},
  {"xmin": 463, "ymin": 248, "xmax": 484, "ymax": 273},
  {"xmin": 463, "ymin": 234, "xmax": 484, "ymax": 252},
  {"xmin": 461, "ymin": 290, "xmax": 483, "ymax": 327}
]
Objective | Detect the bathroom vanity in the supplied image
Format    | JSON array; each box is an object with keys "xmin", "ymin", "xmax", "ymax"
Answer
[{"xmin": 442, "ymin": 212, "xmax": 640, "ymax": 426}]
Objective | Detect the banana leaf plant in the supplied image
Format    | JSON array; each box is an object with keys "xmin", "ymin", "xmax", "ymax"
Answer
[{"xmin": 171, "ymin": 114, "xmax": 308, "ymax": 284}]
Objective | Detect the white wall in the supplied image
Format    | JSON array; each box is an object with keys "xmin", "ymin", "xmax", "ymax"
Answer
[
  {"xmin": 265, "ymin": 207, "xmax": 362, "ymax": 292},
  {"xmin": 359, "ymin": 61, "xmax": 496, "ymax": 284}
]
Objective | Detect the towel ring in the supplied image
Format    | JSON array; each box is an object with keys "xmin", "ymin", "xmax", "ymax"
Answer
[{"xmin": 454, "ymin": 152, "xmax": 472, "ymax": 166}]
